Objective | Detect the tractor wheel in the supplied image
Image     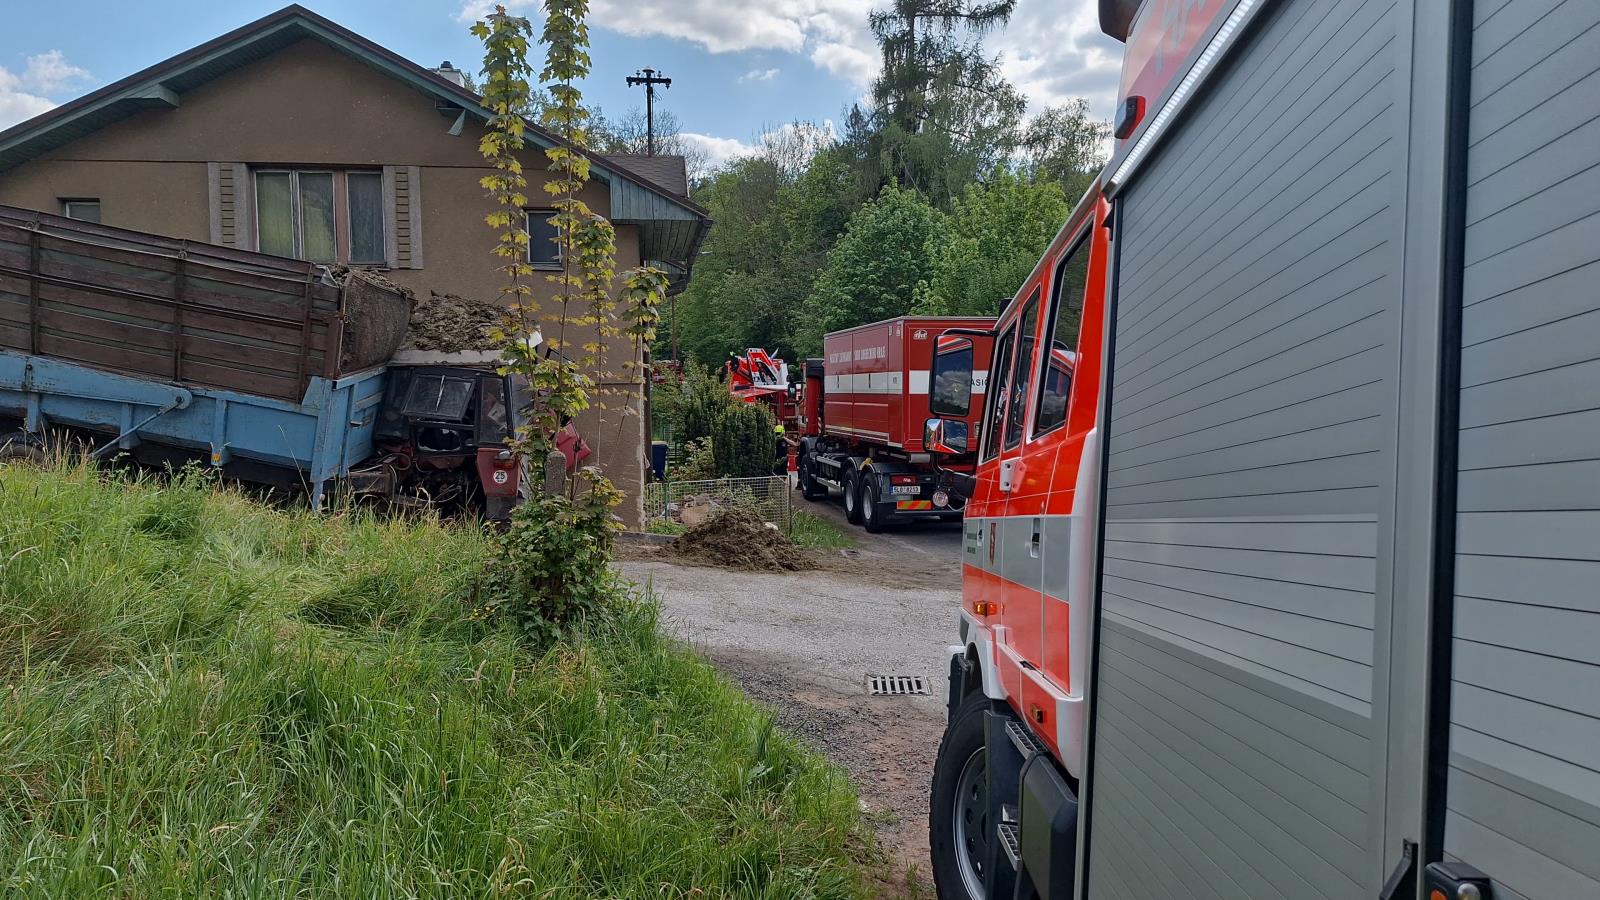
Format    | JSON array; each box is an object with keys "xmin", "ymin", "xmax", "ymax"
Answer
[
  {"xmin": 862, "ymin": 477, "xmax": 887, "ymax": 534},
  {"xmin": 844, "ymin": 470, "xmax": 864, "ymax": 525},
  {"xmin": 931, "ymin": 689, "xmax": 994, "ymax": 900}
]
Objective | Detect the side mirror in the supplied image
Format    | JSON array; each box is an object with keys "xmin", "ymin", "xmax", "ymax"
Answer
[
  {"xmin": 924, "ymin": 417, "xmax": 970, "ymax": 455},
  {"xmin": 930, "ymin": 335, "xmax": 975, "ymax": 418}
]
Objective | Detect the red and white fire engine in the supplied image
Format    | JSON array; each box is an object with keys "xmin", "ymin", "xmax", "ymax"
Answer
[
  {"xmin": 796, "ymin": 317, "xmax": 995, "ymax": 532},
  {"xmin": 924, "ymin": 0, "xmax": 1600, "ymax": 898}
]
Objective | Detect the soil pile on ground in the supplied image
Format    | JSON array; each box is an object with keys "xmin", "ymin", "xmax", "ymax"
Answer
[
  {"xmin": 404, "ymin": 290, "xmax": 506, "ymax": 352},
  {"xmin": 668, "ymin": 507, "xmax": 814, "ymax": 572}
]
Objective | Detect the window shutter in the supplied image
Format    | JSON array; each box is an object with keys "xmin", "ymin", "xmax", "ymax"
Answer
[
  {"xmin": 207, "ymin": 162, "xmax": 256, "ymax": 250},
  {"xmin": 384, "ymin": 165, "xmax": 423, "ymax": 269}
]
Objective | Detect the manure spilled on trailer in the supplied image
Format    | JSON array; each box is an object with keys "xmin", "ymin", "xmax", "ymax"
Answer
[
  {"xmin": 667, "ymin": 507, "xmax": 814, "ymax": 572},
  {"xmin": 403, "ymin": 291, "xmax": 508, "ymax": 353}
]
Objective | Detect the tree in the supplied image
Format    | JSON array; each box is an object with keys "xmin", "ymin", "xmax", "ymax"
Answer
[
  {"xmin": 916, "ymin": 171, "xmax": 1068, "ymax": 316},
  {"xmin": 1021, "ymin": 99, "xmax": 1111, "ymax": 200},
  {"xmin": 592, "ymin": 106, "xmax": 710, "ymax": 183},
  {"xmin": 473, "ymin": 1, "xmax": 668, "ymax": 642},
  {"xmin": 798, "ymin": 183, "xmax": 946, "ymax": 353},
  {"xmin": 863, "ymin": 0, "xmax": 1026, "ymax": 205},
  {"xmin": 665, "ymin": 127, "xmax": 866, "ymax": 363}
]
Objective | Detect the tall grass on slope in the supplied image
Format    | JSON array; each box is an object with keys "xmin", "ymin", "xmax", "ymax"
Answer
[{"xmin": 0, "ymin": 464, "xmax": 866, "ymax": 898}]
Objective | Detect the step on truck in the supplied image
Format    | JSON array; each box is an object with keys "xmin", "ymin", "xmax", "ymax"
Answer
[
  {"xmin": 0, "ymin": 205, "xmax": 527, "ymax": 518},
  {"xmin": 925, "ymin": 0, "xmax": 1600, "ymax": 898},
  {"xmin": 796, "ymin": 316, "xmax": 994, "ymax": 532}
]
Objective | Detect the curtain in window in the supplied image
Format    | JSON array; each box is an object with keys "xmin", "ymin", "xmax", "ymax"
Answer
[
  {"xmin": 298, "ymin": 173, "xmax": 336, "ymax": 263},
  {"xmin": 256, "ymin": 172, "xmax": 295, "ymax": 258},
  {"xmin": 347, "ymin": 172, "xmax": 385, "ymax": 264}
]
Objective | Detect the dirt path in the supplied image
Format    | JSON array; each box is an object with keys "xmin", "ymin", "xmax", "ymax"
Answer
[{"xmin": 618, "ymin": 533, "xmax": 962, "ymax": 895}]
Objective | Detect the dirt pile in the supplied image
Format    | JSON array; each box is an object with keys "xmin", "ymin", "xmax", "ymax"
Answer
[
  {"xmin": 404, "ymin": 291, "xmax": 507, "ymax": 353},
  {"xmin": 667, "ymin": 507, "xmax": 814, "ymax": 572}
]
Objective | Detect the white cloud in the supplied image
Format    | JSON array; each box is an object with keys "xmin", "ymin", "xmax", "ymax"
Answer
[
  {"xmin": 809, "ymin": 41, "xmax": 876, "ymax": 88},
  {"xmin": 453, "ymin": 0, "xmax": 1122, "ymax": 119},
  {"xmin": 455, "ymin": 0, "xmax": 880, "ymax": 84},
  {"xmin": 0, "ymin": 50, "xmax": 91, "ymax": 130},
  {"xmin": 738, "ymin": 67, "xmax": 781, "ymax": 84},
  {"xmin": 19, "ymin": 50, "xmax": 90, "ymax": 94},
  {"xmin": 679, "ymin": 132, "xmax": 760, "ymax": 168}
]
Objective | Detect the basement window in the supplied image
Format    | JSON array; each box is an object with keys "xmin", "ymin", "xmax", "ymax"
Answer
[
  {"xmin": 61, "ymin": 199, "xmax": 101, "ymax": 223},
  {"xmin": 255, "ymin": 169, "xmax": 386, "ymax": 264}
]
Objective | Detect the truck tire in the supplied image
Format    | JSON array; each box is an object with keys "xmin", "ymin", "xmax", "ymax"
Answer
[
  {"xmin": 861, "ymin": 477, "xmax": 887, "ymax": 533},
  {"xmin": 843, "ymin": 470, "xmax": 864, "ymax": 525},
  {"xmin": 799, "ymin": 454, "xmax": 827, "ymax": 501},
  {"xmin": 931, "ymin": 689, "xmax": 994, "ymax": 900}
]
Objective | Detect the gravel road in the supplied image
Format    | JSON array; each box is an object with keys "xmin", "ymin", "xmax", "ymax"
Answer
[{"xmin": 617, "ymin": 506, "xmax": 964, "ymax": 892}]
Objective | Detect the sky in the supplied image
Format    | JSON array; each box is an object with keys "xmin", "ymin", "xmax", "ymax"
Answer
[{"xmin": 0, "ymin": 0, "xmax": 1123, "ymax": 170}]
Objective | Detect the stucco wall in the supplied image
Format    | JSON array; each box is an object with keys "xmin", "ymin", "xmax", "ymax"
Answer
[{"xmin": 0, "ymin": 37, "xmax": 651, "ymax": 525}]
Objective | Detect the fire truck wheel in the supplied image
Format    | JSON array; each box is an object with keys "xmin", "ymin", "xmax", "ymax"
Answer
[
  {"xmin": 861, "ymin": 478, "xmax": 887, "ymax": 533},
  {"xmin": 799, "ymin": 456, "xmax": 827, "ymax": 501},
  {"xmin": 931, "ymin": 689, "xmax": 993, "ymax": 900},
  {"xmin": 844, "ymin": 471, "xmax": 864, "ymax": 525}
]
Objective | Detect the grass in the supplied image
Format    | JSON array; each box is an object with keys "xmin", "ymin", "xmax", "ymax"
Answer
[
  {"xmin": 0, "ymin": 463, "xmax": 870, "ymax": 898},
  {"xmin": 787, "ymin": 511, "xmax": 856, "ymax": 551}
]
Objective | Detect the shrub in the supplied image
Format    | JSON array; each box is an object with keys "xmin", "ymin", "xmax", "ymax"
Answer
[
  {"xmin": 671, "ymin": 436, "xmax": 719, "ymax": 481},
  {"xmin": 680, "ymin": 360, "xmax": 732, "ymax": 445},
  {"xmin": 712, "ymin": 401, "xmax": 778, "ymax": 478},
  {"xmin": 479, "ymin": 468, "xmax": 621, "ymax": 645}
]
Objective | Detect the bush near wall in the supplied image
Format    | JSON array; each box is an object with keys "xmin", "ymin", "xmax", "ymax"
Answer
[{"xmin": 712, "ymin": 401, "xmax": 778, "ymax": 478}]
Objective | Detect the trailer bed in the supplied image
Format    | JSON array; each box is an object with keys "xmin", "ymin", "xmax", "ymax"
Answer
[{"xmin": 0, "ymin": 205, "xmax": 410, "ymax": 403}]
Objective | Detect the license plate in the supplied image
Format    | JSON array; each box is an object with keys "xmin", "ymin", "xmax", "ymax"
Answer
[{"xmin": 890, "ymin": 484, "xmax": 921, "ymax": 495}]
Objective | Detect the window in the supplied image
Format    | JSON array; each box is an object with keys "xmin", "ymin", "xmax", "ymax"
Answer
[
  {"xmin": 1005, "ymin": 292, "xmax": 1040, "ymax": 450},
  {"xmin": 346, "ymin": 172, "xmax": 385, "ymax": 264},
  {"xmin": 255, "ymin": 169, "xmax": 385, "ymax": 264},
  {"xmin": 61, "ymin": 199, "xmax": 101, "ymax": 223},
  {"xmin": 401, "ymin": 374, "xmax": 475, "ymax": 421},
  {"xmin": 980, "ymin": 324, "xmax": 1016, "ymax": 462},
  {"xmin": 1034, "ymin": 232, "xmax": 1091, "ymax": 435},
  {"xmin": 525, "ymin": 210, "xmax": 560, "ymax": 268},
  {"xmin": 930, "ymin": 341, "xmax": 975, "ymax": 417}
]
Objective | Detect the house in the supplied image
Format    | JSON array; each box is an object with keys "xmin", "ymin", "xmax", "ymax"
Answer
[{"xmin": 0, "ymin": 5, "xmax": 710, "ymax": 525}]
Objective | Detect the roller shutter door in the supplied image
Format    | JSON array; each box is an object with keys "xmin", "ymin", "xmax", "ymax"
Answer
[
  {"xmin": 1443, "ymin": 0, "xmax": 1600, "ymax": 897},
  {"xmin": 1086, "ymin": 0, "xmax": 1403, "ymax": 895}
]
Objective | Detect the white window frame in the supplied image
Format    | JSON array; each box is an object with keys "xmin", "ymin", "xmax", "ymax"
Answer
[
  {"xmin": 61, "ymin": 198, "xmax": 101, "ymax": 223},
  {"xmin": 254, "ymin": 168, "xmax": 385, "ymax": 265}
]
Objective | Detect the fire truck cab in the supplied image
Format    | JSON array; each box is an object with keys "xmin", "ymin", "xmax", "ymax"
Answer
[{"xmin": 925, "ymin": 186, "xmax": 1110, "ymax": 900}]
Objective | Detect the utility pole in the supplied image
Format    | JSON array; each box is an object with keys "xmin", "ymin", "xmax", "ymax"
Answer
[{"xmin": 625, "ymin": 67, "xmax": 672, "ymax": 155}]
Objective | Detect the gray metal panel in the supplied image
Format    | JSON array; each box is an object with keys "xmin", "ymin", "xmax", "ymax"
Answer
[
  {"xmin": 1446, "ymin": 0, "xmax": 1600, "ymax": 896},
  {"xmin": 1087, "ymin": 0, "xmax": 1400, "ymax": 894}
]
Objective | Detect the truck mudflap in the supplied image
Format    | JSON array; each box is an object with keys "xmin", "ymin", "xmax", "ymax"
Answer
[{"xmin": 1015, "ymin": 751, "xmax": 1077, "ymax": 899}]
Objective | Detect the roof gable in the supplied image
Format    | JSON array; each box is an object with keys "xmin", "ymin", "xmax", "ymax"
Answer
[{"xmin": 0, "ymin": 4, "xmax": 707, "ymax": 226}]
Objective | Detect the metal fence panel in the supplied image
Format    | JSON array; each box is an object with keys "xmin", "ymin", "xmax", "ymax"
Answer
[{"xmin": 644, "ymin": 476, "xmax": 794, "ymax": 533}]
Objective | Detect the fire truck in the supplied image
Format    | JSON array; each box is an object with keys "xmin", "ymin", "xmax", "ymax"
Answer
[
  {"xmin": 926, "ymin": 0, "xmax": 1600, "ymax": 899},
  {"xmin": 726, "ymin": 347, "xmax": 801, "ymax": 426},
  {"xmin": 796, "ymin": 317, "xmax": 994, "ymax": 532}
]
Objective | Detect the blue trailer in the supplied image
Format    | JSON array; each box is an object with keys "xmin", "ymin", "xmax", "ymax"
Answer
[{"xmin": 0, "ymin": 349, "xmax": 386, "ymax": 508}]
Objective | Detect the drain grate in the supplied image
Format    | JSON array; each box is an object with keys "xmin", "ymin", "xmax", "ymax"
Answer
[{"xmin": 867, "ymin": 674, "xmax": 928, "ymax": 696}]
